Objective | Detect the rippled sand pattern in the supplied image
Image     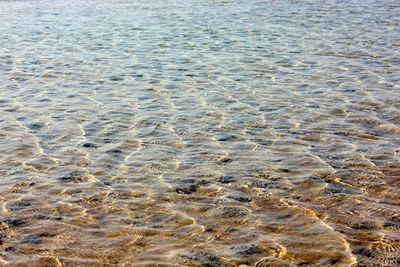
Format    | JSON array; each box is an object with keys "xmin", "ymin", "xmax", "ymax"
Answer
[{"xmin": 0, "ymin": 0, "xmax": 399, "ymax": 266}]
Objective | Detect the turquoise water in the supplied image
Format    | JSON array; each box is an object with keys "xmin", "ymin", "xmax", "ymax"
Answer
[{"xmin": 0, "ymin": 0, "xmax": 399, "ymax": 266}]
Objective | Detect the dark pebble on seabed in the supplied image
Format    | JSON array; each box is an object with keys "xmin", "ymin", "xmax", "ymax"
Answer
[
  {"xmin": 216, "ymin": 157, "xmax": 233, "ymax": 164},
  {"xmin": 181, "ymin": 250, "xmax": 223, "ymax": 267},
  {"xmin": 228, "ymin": 195, "xmax": 252, "ymax": 202},
  {"xmin": 250, "ymin": 180, "xmax": 276, "ymax": 188},
  {"xmin": 8, "ymin": 201, "xmax": 31, "ymax": 211},
  {"xmin": 307, "ymin": 104, "xmax": 320, "ymax": 109},
  {"xmin": 22, "ymin": 232, "xmax": 56, "ymax": 245},
  {"xmin": 4, "ymin": 107, "xmax": 18, "ymax": 112},
  {"xmin": 225, "ymin": 227, "xmax": 238, "ymax": 232},
  {"xmin": 387, "ymin": 216, "xmax": 400, "ymax": 223},
  {"xmin": 101, "ymin": 138, "xmax": 114, "ymax": 144},
  {"xmin": 324, "ymin": 259, "xmax": 341, "ymax": 265},
  {"xmin": 27, "ymin": 123, "xmax": 44, "ymax": 130},
  {"xmin": 279, "ymin": 167, "xmax": 290, "ymax": 173},
  {"xmin": 217, "ymin": 135, "xmax": 238, "ymax": 142},
  {"xmin": 298, "ymin": 262, "xmax": 312, "ymax": 266},
  {"xmin": 334, "ymin": 131, "xmax": 350, "ymax": 136},
  {"xmin": 235, "ymin": 244, "xmax": 263, "ymax": 256},
  {"xmin": 56, "ymin": 170, "xmax": 87, "ymax": 183},
  {"xmin": 353, "ymin": 247, "xmax": 376, "ymax": 258},
  {"xmin": 384, "ymin": 216, "xmax": 400, "ymax": 229},
  {"xmin": 351, "ymin": 221, "xmax": 378, "ymax": 231},
  {"xmin": 1, "ymin": 217, "xmax": 27, "ymax": 227},
  {"xmin": 325, "ymin": 184, "xmax": 361, "ymax": 195},
  {"xmin": 222, "ymin": 207, "xmax": 248, "ymax": 217},
  {"xmin": 82, "ymin": 142, "xmax": 99, "ymax": 148},
  {"xmin": 217, "ymin": 175, "xmax": 236, "ymax": 183},
  {"xmin": 109, "ymin": 75, "xmax": 124, "ymax": 81},
  {"xmin": 106, "ymin": 148, "xmax": 123, "ymax": 154},
  {"xmin": 181, "ymin": 178, "xmax": 210, "ymax": 187},
  {"xmin": 176, "ymin": 184, "xmax": 197, "ymax": 194}
]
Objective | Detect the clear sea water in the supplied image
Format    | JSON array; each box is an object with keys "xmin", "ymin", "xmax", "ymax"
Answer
[{"xmin": 0, "ymin": 0, "xmax": 399, "ymax": 266}]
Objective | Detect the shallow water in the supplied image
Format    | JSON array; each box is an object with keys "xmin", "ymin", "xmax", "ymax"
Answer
[{"xmin": 0, "ymin": 0, "xmax": 399, "ymax": 266}]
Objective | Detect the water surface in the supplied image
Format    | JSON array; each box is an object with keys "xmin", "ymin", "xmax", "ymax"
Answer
[{"xmin": 0, "ymin": 0, "xmax": 399, "ymax": 266}]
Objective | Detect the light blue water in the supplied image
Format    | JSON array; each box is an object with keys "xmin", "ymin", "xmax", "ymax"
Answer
[{"xmin": 0, "ymin": 1, "xmax": 399, "ymax": 266}]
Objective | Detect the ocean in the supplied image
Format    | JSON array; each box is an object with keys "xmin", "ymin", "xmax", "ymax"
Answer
[{"xmin": 0, "ymin": 0, "xmax": 399, "ymax": 266}]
